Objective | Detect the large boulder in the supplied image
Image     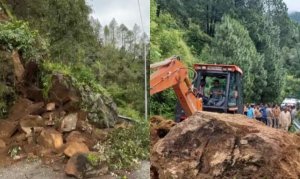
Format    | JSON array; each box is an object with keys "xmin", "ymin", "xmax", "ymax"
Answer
[
  {"xmin": 65, "ymin": 153, "xmax": 89, "ymax": 179},
  {"xmin": 64, "ymin": 142, "xmax": 89, "ymax": 157},
  {"xmin": 37, "ymin": 128, "xmax": 63, "ymax": 150},
  {"xmin": 19, "ymin": 115, "xmax": 44, "ymax": 136},
  {"xmin": 0, "ymin": 120, "xmax": 18, "ymax": 138},
  {"xmin": 47, "ymin": 74, "xmax": 118, "ymax": 128},
  {"xmin": 8, "ymin": 98, "xmax": 45, "ymax": 121},
  {"xmin": 61, "ymin": 113, "xmax": 78, "ymax": 132},
  {"xmin": 151, "ymin": 112, "xmax": 300, "ymax": 179}
]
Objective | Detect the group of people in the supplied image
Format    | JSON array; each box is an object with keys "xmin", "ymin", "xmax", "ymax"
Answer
[{"xmin": 245, "ymin": 104, "xmax": 298, "ymax": 131}]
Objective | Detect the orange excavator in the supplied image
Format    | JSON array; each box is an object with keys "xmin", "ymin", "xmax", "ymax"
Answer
[{"xmin": 150, "ymin": 56, "xmax": 244, "ymax": 121}]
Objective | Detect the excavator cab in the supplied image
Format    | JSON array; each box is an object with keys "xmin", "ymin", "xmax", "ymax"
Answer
[
  {"xmin": 193, "ymin": 64, "xmax": 243, "ymax": 114},
  {"xmin": 175, "ymin": 64, "xmax": 243, "ymax": 122}
]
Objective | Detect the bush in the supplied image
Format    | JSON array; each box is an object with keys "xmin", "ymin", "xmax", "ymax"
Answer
[
  {"xmin": 0, "ymin": 83, "xmax": 16, "ymax": 118},
  {"xmin": 105, "ymin": 121, "xmax": 149, "ymax": 170},
  {"xmin": 0, "ymin": 20, "xmax": 48, "ymax": 61}
]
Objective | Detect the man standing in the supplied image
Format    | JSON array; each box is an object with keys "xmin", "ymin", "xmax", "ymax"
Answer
[
  {"xmin": 247, "ymin": 104, "xmax": 255, "ymax": 119},
  {"xmin": 260, "ymin": 104, "xmax": 267, "ymax": 125},
  {"xmin": 266, "ymin": 104, "xmax": 274, "ymax": 127},
  {"xmin": 254, "ymin": 105, "xmax": 262, "ymax": 122},
  {"xmin": 273, "ymin": 104, "xmax": 281, "ymax": 128},
  {"xmin": 244, "ymin": 105, "xmax": 248, "ymax": 116},
  {"xmin": 278, "ymin": 107, "xmax": 292, "ymax": 131}
]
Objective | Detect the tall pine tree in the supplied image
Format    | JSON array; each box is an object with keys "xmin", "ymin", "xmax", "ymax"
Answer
[{"xmin": 212, "ymin": 16, "xmax": 267, "ymax": 103}]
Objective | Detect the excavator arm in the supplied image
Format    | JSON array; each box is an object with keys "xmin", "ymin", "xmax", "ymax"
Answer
[{"xmin": 150, "ymin": 57, "xmax": 202, "ymax": 116}]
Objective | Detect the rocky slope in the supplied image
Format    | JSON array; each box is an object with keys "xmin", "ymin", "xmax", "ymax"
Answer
[{"xmin": 0, "ymin": 49, "xmax": 121, "ymax": 178}]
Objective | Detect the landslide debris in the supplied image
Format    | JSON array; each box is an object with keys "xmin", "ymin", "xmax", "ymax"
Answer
[
  {"xmin": 0, "ymin": 49, "xmax": 130, "ymax": 178},
  {"xmin": 151, "ymin": 112, "xmax": 300, "ymax": 179}
]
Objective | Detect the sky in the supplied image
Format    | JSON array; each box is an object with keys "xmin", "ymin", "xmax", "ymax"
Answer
[
  {"xmin": 283, "ymin": 0, "xmax": 300, "ymax": 12},
  {"xmin": 87, "ymin": 0, "xmax": 150, "ymax": 35}
]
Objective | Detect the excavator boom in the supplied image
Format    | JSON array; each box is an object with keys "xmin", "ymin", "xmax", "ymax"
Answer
[{"xmin": 150, "ymin": 57, "xmax": 202, "ymax": 116}]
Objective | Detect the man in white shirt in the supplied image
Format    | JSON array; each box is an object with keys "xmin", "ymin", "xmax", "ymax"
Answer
[{"xmin": 278, "ymin": 107, "xmax": 291, "ymax": 131}]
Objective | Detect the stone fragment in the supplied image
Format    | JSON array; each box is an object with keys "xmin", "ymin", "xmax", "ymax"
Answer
[
  {"xmin": 65, "ymin": 153, "xmax": 88, "ymax": 178},
  {"xmin": 61, "ymin": 113, "xmax": 78, "ymax": 132},
  {"xmin": 64, "ymin": 142, "xmax": 89, "ymax": 157},
  {"xmin": 37, "ymin": 129, "xmax": 63, "ymax": 150},
  {"xmin": 46, "ymin": 102, "xmax": 56, "ymax": 111}
]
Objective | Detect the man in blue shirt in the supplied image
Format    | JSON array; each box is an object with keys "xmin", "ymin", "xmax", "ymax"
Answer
[
  {"xmin": 247, "ymin": 104, "xmax": 255, "ymax": 119},
  {"xmin": 260, "ymin": 104, "xmax": 267, "ymax": 125}
]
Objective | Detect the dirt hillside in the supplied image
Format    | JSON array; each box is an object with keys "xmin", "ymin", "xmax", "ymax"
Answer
[{"xmin": 151, "ymin": 112, "xmax": 300, "ymax": 179}]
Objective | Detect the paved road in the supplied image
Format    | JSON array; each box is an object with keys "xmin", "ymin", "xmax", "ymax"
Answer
[{"xmin": 0, "ymin": 160, "xmax": 150, "ymax": 179}]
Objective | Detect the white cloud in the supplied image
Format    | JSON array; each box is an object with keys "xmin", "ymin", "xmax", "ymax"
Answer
[
  {"xmin": 87, "ymin": 0, "xmax": 150, "ymax": 34},
  {"xmin": 283, "ymin": 0, "xmax": 300, "ymax": 12}
]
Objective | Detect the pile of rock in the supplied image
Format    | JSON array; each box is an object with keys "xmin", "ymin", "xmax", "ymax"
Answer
[
  {"xmin": 0, "ymin": 50, "xmax": 119, "ymax": 178},
  {"xmin": 0, "ymin": 97, "xmax": 111, "ymax": 178}
]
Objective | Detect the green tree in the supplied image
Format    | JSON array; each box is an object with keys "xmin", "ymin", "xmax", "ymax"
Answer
[
  {"xmin": 7, "ymin": 0, "xmax": 99, "ymax": 63},
  {"xmin": 212, "ymin": 16, "xmax": 267, "ymax": 102}
]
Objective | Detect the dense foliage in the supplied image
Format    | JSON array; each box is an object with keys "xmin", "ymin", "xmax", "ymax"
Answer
[
  {"xmin": 0, "ymin": 20, "xmax": 48, "ymax": 60},
  {"xmin": 211, "ymin": 16, "xmax": 267, "ymax": 102},
  {"xmin": 151, "ymin": 0, "xmax": 300, "ymax": 117}
]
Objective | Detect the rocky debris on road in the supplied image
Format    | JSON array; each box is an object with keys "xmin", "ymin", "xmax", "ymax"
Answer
[
  {"xmin": 0, "ymin": 95, "xmax": 113, "ymax": 178},
  {"xmin": 0, "ymin": 50, "xmax": 140, "ymax": 178},
  {"xmin": 38, "ymin": 128, "xmax": 63, "ymax": 150},
  {"xmin": 8, "ymin": 99, "xmax": 45, "ymax": 121},
  {"xmin": 0, "ymin": 120, "xmax": 18, "ymax": 138},
  {"xmin": 66, "ymin": 131, "xmax": 87, "ymax": 143},
  {"xmin": 61, "ymin": 113, "xmax": 78, "ymax": 132},
  {"xmin": 19, "ymin": 115, "xmax": 44, "ymax": 137},
  {"xmin": 47, "ymin": 73, "xmax": 118, "ymax": 128},
  {"xmin": 64, "ymin": 142, "xmax": 89, "ymax": 157},
  {"xmin": 64, "ymin": 153, "xmax": 89, "ymax": 178},
  {"xmin": 151, "ymin": 112, "xmax": 300, "ymax": 179}
]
